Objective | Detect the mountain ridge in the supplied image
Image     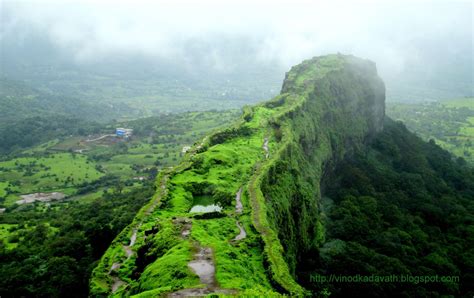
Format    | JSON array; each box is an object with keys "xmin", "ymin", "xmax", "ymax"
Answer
[{"xmin": 90, "ymin": 53, "xmax": 386, "ymax": 296}]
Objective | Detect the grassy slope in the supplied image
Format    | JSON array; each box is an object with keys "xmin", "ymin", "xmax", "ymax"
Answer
[
  {"xmin": 90, "ymin": 54, "xmax": 385, "ymax": 296},
  {"xmin": 0, "ymin": 153, "xmax": 102, "ymax": 205},
  {"xmin": 90, "ymin": 105, "xmax": 291, "ymax": 296}
]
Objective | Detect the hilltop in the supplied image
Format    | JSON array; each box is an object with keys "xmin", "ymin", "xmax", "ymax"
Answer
[
  {"xmin": 89, "ymin": 54, "xmax": 473, "ymax": 297},
  {"xmin": 90, "ymin": 54, "xmax": 385, "ymax": 295}
]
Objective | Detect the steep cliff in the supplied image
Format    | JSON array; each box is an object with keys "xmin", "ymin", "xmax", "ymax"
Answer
[{"xmin": 89, "ymin": 54, "xmax": 385, "ymax": 296}]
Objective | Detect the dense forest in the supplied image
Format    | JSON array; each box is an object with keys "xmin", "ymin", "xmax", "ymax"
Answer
[
  {"xmin": 387, "ymin": 98, "xmax": 474, "ymax": 164},
  {"xmin": 0, "ymin": 183, "xmax": 154, "ymax": 297},
  {"xmin": 299, "ymin": 119, "xmax": 474, "ymax": 297}
]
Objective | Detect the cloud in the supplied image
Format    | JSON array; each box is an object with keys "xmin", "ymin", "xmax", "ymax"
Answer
[{"xmin": 1, "ymin": 0, "xmax": 472, "ymax": 77}]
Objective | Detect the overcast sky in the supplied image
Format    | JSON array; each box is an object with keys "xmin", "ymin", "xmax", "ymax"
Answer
[{"xmin": 1, "ymin": 0, "xmax": 472, "ymax": 79}]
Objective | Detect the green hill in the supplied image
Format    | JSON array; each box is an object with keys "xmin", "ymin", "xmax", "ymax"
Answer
[
  {"xmin": 0, "ymin": 78, "xmax": 115, "ymax": 124},
  {"xmin": 0, "ymin": 79, "xmax": 127, "ymax": 154},
  {"xmin": 86, "ymin": 54, "xmax": 473, "ymax": 297}
]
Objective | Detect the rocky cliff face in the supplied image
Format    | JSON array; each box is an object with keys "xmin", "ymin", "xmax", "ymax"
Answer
[
  {"xmin": 259, "ymin": 54, "xmax": 385, "ymax": 286},
  {"xmin": 89, "ymin": 54, "xmax": 386, "ymax": 296},
  {"xmin": 282, "ymin": 55, "xmax": 385, "ymax": 135}
]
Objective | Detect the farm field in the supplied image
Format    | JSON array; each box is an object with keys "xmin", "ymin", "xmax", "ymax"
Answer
[
  {"xmin": 0, "ymin": 110, "xmax": 240, "ymax": 208},
  {"xmin": 387, "ymin": 97, "xmax": 474, "ymax": 163}
]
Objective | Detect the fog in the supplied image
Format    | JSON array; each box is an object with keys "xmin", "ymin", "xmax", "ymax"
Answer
[{"xmin": 1, "ymin": 0, "xmax": 472, "ymax": 100}]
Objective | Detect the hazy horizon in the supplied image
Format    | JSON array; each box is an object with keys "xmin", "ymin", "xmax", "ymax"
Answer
[{"xmin": 1, "ymin": 0, "xmax": 473, "ymax": 102}]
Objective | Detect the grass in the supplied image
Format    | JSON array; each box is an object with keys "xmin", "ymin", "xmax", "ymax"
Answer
[
  {"xmin": 137, "ymin": 241, "xmax": 198, "ymax": 292},
  {"xmin": 0, "ymin": 181, "xmax": 11, "ymax": 197},
  {"xmin": 191, "ymin": 217, "xmax": 274, "ymax": 290},
  {"xmin": 72, "ymin": 189, "xmax": 105, "ymax": 203},
  {"xmin": 0, "ymin": 153, "xmax": 103, "ymax": 202},
  {"xmin": 91, "ymin": 92, "xmax": 306, "ymax": 295},
  {"xmin": 0, "ymin": 110, "xmax": 240, "ymax": 208},
  {"xmin": 90, "ymin": 54, "xmax": 373, "ymax": 296}
]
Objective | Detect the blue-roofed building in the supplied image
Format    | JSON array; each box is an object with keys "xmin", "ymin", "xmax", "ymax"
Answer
[{"xmin": 116, "ymin": 128, "xmax": 133, "ymax": 138}]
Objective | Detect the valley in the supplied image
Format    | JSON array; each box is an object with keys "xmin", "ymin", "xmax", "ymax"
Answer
[
  {"xmin": 387, "ymin": 98, "xmax": 474, "ymax": 163},
  {"xmin": 0, "ymin": 110, "xmax": 239, "ymax": 210},
  {"xmin": 1, "ymin": 2, "xmax": 472, "ymax": 297},
  {"xmin": 1, "ymin": 53, "xmax": 473, "ymax": 298},
  {"xmin": 0, "ymin": 110, "xmax": 241, "ymax": 297}
]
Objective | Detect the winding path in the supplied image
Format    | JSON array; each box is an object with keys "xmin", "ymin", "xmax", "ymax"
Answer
[
  {"xmin": 111, "ymin": 277, "xmax": 126, "ymax": 293},
  {"xmin": 233, "ymin": 222, "xmax": 247, "ymax": 241},
  {"xmin": 235, "ymin": 187, "xmax": 243, "ymax": 214},
  {"xmin": 111, "ymin": 226, "xmax": 139, "ymax": 293},
  {"xmin": 85, "ymin": 134, "xmax": 114, "ymax": 142},
  {"xmin": 233, "ymin": 187, "xmax": 247, "ymax": 241},
  {"xmin": 109, "ymin": 174, "xmax": 169, "ymax": 294},
  {"xmin": 188, "ymin": 247, "xmax": 216, "ymax": 287},
  {"xmin": 168, "ymin": 246, "xmax": 218, "ymax": 297},
  {"xmin": 263, "ymin": 137, "xmax": 269, "ymax": 159}
]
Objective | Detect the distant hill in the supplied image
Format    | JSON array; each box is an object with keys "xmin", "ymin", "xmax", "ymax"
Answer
[
  {"xmin": 0, "ymin": 78, "xmax": 123, "ymax": 124},
  {"xmin": 0, "ymin": 79, "xmax": 114, "ymax": 154}
]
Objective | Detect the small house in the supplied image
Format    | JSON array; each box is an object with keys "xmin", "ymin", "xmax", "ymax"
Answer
[{"xmin": 116, "ymin": 128, "xmax": 133, "ymax": 138}]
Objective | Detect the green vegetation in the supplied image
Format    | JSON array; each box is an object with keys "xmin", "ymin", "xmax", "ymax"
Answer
[
  {"xmin": 3, "ymin": 53, "xmax": 472, "ymax": 297},
  {"xmin": 0, "ymin": 76, "xmax": 244, "ymax": 154},
  {"xmin": 90, "ymin": 104, "xmax": 284, "ymax": 296},
  {"xmin": 387, "ymin": 98, "xmax": 474, "ymax": 163},
  {"xmin": 0, "ymin": 153, "xmax": 103, "ymax": 202},
  {"xmin": 0, "ymin": 78, "xmax": 112, "ymax": 126},
  {"xmin": 0, "ymin": 110, "xmax": 239, "ymax": 297},
  {"xmin": 299, "ymin": 119, "xmax": 474, "ymax": 297},
  {"xmin": 92, "ymin": 54, "xmax": 473, "ymax": 297},
  {"xmin": 0, "ymin": 186, "xmax": 155, "ymax": 297},
  {"xmin": 0, "ymin": 110, "xmax": 239, "ymax": 209},
  {"xmin": 90, "ymin": 54, "xmax": 386, "ymax": 296}
]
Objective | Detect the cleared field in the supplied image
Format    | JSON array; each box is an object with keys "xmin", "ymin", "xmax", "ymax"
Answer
[
  {"xmin": 0, "ymin": 153, "xmax": 103, "ymax": 205},
  {"xmin": 0, "ymin": 153, "xmax": 103, "ymax": 192}
]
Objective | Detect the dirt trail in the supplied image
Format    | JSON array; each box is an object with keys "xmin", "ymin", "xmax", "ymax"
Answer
[
  {"xmin": 263, "ymin": 137, "xmax": 269, "ymax": 159},
  {"xmin": 188, "ymin": 247, "xmax": 216, "ymax": 287},
  {"xmin": 85, "ymin": 134, "xmax": 114, "ymax": 142},
  {"xmin": 122, "ymin": 226, "xmax": 139, "ymax": 258},
  {"xmin": 233, "ymin": 188, "xmax": 247, "ymax": 241},
  {"xmin": 233, "ymin": 221, "xmax": 247, "ymax": 241},
  {"xmin": 173, "ymin": 217, "xmax": 192, "ymax": 239},
  {"xmin": 108, "ymin": 173, "xmax": 171, "ymax": 294},
  {"xmin": 168, "ymin": 288, "xmax": 209, "ymax": 297},
  {"xmin": 168, "ymin": 246, "xmax": 218, "ymax": 297},
  {"xmin": 109, "ymin": 262, "xmax": 120, "ymax": 273},
  {"xmin": 235, "ymin": 187, "xmax": 243, "ymax": 214},
  {"xmin": 111, "ymin": 277, "xmax": 126, "ymax": 293},
  {"xmin": 129, "ymin": 228, "xmax": 138, "ymax": 246}
]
